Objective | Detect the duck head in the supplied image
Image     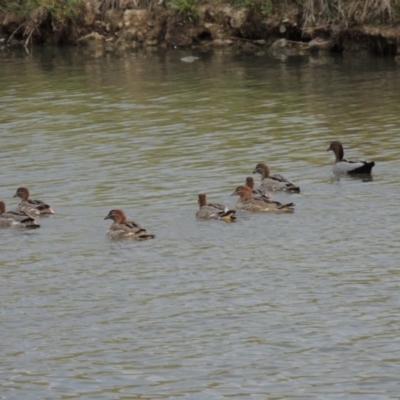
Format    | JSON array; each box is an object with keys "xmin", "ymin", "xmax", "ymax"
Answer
[
  {"xmin": 13, "ymin": 187, "xmax": 30, "ymax": 201},
  {"xmin": 231, "ymin": 185, "xmax": 253, "ymax": 200},
  {"xmin": 104, "ymin": 209, "xmax": 126, "ymax": 223},
  {"xmin": 327, "ymin": 141, "xmax": 344, "ymax": 162},
  {"xmin": 252, "ymin": 163, "xmax": 270, "ymax": 178}
]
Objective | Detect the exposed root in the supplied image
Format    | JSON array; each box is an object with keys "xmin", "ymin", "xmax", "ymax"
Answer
[
  {"xmin": 25, "ymin": 6, "xmax": 50, "ymax": 44},
  {"xmin": 7, "ymin": 21, "xmax": 26, "ymax": 44}
]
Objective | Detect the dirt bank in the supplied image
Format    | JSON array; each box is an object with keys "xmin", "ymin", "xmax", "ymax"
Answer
[{"xmin": 1, "ymin": 0, "xmax": 400, "ymax": 57}]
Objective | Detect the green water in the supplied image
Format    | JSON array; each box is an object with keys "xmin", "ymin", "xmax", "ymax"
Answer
[{"xmin": 1, "ymin": 46, "xmax": 400, "ymax": 398}]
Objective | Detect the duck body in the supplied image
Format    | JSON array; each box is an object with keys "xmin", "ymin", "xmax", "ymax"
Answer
[
  {"xmin": 237, "ymin": 198, "xmax": 294, "ymax": 212},
  {"xmin": 13, "ymin": 187, "xmax": 55, "ymax": 215},
  {"xmin": 245, "ymin": 177, "xmax": 274, "ymax": 203},
  {"xmin": 333, "ymin": 160, "xmax": 375, "ymax": 175},
  {"xmin": 328, "ymin": 141, "xmax": 375, "ymax": 175},
  {"xmin": 104, "ymin": 209, "xmax": 155, "ymax": 240},
  {"xmin": 196, "ymin": 194, "xmax": 236, "ymax": 222},
  {"xmin": 231, "ymin": 186, "xmax": 294, "ymax": 212},
  {"xmin": 0, "ymin": 201, "xmax": 40, "ymax": 229},
  {"xmin": 253, "ymin": 163, "xmax": 300, "ymax": 193}
]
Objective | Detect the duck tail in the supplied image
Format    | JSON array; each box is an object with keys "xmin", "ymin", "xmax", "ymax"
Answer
[
  {"xmin": 37, "ymin": 205, "xmax": 55, "ymax": 214},
  {"xmin": 220, "ymin": 209, "xmax": 237, "ymax": 222},
  {"xmin": 137, "ymin": 233, "xmax": 155, "ymax": 240},
  {"xmin": 278, "ymin": 203, "xmax": 295, "ymax": 211},
  {"xmin": 22, "ymin": 217, "xmax": 41, "ymax": 229},
  {"xmin": 26, "ymin": 224, "xmax": 41, "ymax": 229},
  {"xmin": 287, "ymin": 185, "xmax": 300, "ymax": 193},
  {"xmin": 366, "ymin": 161, "xmax": 375, "ymax": 174},
  {"xmin": 350, "ymin": 161, "xmax": 375, "ymax": 175}
]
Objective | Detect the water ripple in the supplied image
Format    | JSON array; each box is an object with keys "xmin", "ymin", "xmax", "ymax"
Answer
[{"xmin": 1, "ymin": 48, "xmax": 400, "ymax": 398}]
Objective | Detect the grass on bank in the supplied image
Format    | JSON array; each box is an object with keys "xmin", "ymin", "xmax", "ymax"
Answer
[
  {"xmin": 1, "ymin": 0, "xmax": 399, "ymax": 45},
  {"xmin": 2, "ymin": 0, "xmax": 399, "ymax": 23},
  {"xmin": 97, "ymin": 0, "xmax": 400, "ymax": 25},
  {"xmin": 0, "ymin": 0, "xmax": 85, "ymax": 45},
  {"xmin": 301, "ymin": 0, "xmax": 400, "ymax": 26},
  {"xmin": 0, "ymin": 0, "xmax": 83, "ymax": 19}
]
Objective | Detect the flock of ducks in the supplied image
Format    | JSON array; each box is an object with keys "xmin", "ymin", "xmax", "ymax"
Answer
[
  {"xmin": 195, "ymin": 141, "xmax": 375, "ymax": 224},
  {"xmin": 0, "ymin": 187, "xmax": 54, "ymax": 229},
  {"xmin": 0, "ymin": 141, "xmax": 375, "ymax": 239}
]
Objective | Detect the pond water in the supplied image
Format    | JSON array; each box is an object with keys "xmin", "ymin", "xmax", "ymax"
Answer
[{"xmin": 1, "ymin": 45, "xmax": 400, "ymax": 399}]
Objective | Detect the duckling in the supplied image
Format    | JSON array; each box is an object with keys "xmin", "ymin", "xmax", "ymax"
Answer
[
  {"xmin": 196, "ymin": 194, "xmax": 236, "ymax": 222},
  {"xmin": 0, "ymin": 201, "xmax": 40, "ymax": 229},
  {"xmin": 13, "ymin": 187, "xmax": 54, "ymax": 215},
  {"xmin": 253, "ymin": 163, "xmax": 300, "ymax": 193},
  {"xmin": 327, "ymin": 141, "xmax": 375, "ymax": 174},
  {"xmin": 104, "ymin": 209, "xmax": 155, "ymax": 240},
  {"xmin": 231, "ymin": 186, "xmax": 294, "ymax": 212}
]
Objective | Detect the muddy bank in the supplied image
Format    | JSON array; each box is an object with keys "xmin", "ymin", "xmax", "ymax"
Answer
[{"xmin": 1, "ymin": 0, "xmax": 400, "ymax": 57}]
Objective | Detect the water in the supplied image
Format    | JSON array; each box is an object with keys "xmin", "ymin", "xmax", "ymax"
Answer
[{"xmin": 1, "ymin": 46, "xmax": 400, "ymax": 399}]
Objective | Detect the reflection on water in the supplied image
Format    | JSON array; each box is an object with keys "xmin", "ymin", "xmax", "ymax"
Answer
[{"xmin": 1, "ymin": 47, "xmax": 400, "ymax": 398}]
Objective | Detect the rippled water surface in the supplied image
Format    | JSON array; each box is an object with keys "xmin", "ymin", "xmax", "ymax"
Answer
[{"xmin": 1, "ymin": 47, "xmax": 400, "ymax": 399}]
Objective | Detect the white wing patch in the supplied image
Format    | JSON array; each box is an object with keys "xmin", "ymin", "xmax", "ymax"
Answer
[{"xmin": 333, "ymin": 161, "xmax": 366, "ymax": 174}]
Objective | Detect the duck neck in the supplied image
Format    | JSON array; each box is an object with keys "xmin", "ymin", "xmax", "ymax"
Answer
[
  {"xmin": 240, "ymin": 190, "xmax": 253, "ymax": 201},
  {"xmin": 245, "ymin": 178, "xmax": 254, "ymax": 190},
  {"xmin": 198, "ymin": 194, "xmax": 207, "ymax": 207},
  {"xmin": 20, "ymin": 192, "xmax": 29, "ymax": 201},
  {"xmin": 260, "ymin": 166, "xmax": 270, "ymax": 179},
  {"xmin": 335, "ymin": 146, "xmax": 344, "ymax": 162}
]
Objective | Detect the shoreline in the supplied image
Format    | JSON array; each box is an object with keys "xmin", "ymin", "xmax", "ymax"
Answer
[{"xmin": 1, "ymin": 1, "xmax": 400, "ymax": 58}]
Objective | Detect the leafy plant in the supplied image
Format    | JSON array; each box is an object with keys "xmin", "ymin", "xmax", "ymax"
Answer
[
  {"xmin": 1, "ymin": 0, "xmax": 84, "ymax": 20},
  {"xmin": 170, "ymin": 0, "xmax": 198, "ymax": 19},
  {"xmin": 2, "ymin": 0, "xmax": 86, "ymax": 45},
  {"xmin": 261, "ymin": 0, "xmax": 272, "ymax": 17}
]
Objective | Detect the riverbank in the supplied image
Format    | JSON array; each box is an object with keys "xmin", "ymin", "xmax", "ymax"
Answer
[{"xmin": 1, "ymin": 0, "xmax": 400, "ymax": 56}]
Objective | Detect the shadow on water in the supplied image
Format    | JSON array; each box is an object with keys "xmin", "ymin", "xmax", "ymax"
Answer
[{"xmin": 330, "ymin": 174, "xmax": 374, "ymax": 183}]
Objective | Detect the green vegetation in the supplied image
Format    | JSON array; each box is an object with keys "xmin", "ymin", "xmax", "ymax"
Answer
[
  {"xmin": 260, "ymin": 0, "xmax": 272, "ymax": 17},
  {"xmin": 0, "ymin": 0, "xmax": 85, "ymax": 45},
  {"xmin": 0, "ymin": 0, "xmax": 83, "ymax": 18},
  {"xmin": 2, "ymin": 0, "xmax": 397, "ymax": 24},
  {"xmin": 170, "ymin": 0, "xmax": 199, "ymax": 19},
  {"xmin": 0, "ymin": 0, "xmax": 399, "ymax": 46}
]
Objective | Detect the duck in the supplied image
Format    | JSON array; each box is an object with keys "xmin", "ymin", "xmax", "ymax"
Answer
[
  {"xmin": 196, "ymin": 194, "xmax": 236, "ymax": 222},
  {"xmin": 0, "ymin": 201, "xmax": 40, "ymax": 229},
  {"xmin": 13, "ymin": 187, "xmax": 55, "ymax": 215},
  {"xmin": 252, "ymin": 163, "xmax": 300, "ymax": 193},
  {"xmin": 231, "ymin": 186, "xmax": 294, "ymax": 212},
  {"xmin": 245, "ymin": 176, "xmax": 274, "ymax": 202},
  {"xmin": 327, "ymin": 141, "xmax": 375, "ymax": 174},
  {"xmin": 104, "ymin": 209, "xmax": 155, "ymax": 239}
]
